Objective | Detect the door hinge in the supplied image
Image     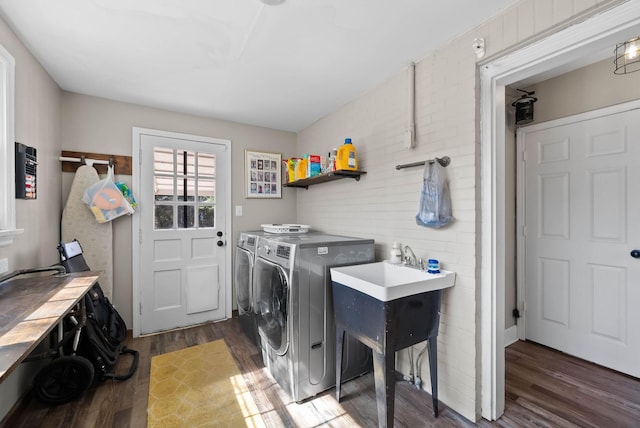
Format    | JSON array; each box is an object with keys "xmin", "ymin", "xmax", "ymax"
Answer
[
  {"xmin": 139, "ymin": 229, "xmax": 142, "ymax": 245},
  {"xmin": 522, "ymin": 150, "xmax": 526, "ymax": 161},
  {"xmin": 139, "ymin": 301, "xmax": 143, "ymax": 315},
  {"xmin": 522, "ymin": 225, "xmax": 527, "ymax": 236},
  {"xmin": 139, "ymin": 146, "xmax": 142, "ymax": 164}
]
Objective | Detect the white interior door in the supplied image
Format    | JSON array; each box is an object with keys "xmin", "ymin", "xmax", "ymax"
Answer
[
  {"xmin": 133, "ymin": 128, "xmax": 231, "ymax": 336},
  {"xmin": 521, "ymin": 106, "xmax": 640, "ymax": 377}
]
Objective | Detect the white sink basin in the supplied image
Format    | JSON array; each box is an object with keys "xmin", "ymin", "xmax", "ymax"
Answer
[{"xmin": 330, "ymin": 261, "xmax": 455, "ymax": 302}]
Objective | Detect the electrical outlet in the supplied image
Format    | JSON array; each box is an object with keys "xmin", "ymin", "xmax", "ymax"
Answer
[
  {"xmin": 235, "ymin": 205, "xmax": 243, "ymax": 216},
  {"xmin": 0, "ymin": 258, "xmax": 8, "ymax": 274}
]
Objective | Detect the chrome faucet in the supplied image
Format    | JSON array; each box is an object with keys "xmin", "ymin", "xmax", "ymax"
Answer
[{"xmin": 403, "ymin": 245, "xmax": 418, "ymax": 267}]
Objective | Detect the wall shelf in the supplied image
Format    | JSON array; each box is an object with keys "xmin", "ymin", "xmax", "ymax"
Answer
[{"xmin": 284, "ymin": 170, "xmax": 366, "ymax": 189}]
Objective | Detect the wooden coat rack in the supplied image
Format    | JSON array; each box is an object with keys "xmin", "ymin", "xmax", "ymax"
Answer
[{"xmin": 60, "ymin": 150, "xmax": 132, "ymax": 175}]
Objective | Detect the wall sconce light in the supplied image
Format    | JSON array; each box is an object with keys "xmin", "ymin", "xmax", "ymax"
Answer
[
  {"xmin": 511, "ymin": 89, "xmax": 538, "ymax": 126},
  {"xmin": 614, "ymin": 36, "xmax": 640, "ymax": 75}
]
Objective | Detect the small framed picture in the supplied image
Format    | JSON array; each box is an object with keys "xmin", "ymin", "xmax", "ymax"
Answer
[{"xmin": 245, "ymin": 150, "xmax": 282, "ymax": 198}]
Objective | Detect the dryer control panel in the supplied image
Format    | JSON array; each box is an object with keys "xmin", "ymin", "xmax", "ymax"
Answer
[{"xmin": 276, "ymin": 245, "xmax": 291, "ymax": 259}]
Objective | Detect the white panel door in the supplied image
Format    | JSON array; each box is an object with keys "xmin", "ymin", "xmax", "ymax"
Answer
[
  {"xmin": 522, "ymin": 108, "xmax": 640, "ymax": 377},
  {"xmin": 135, "ymin": 130, "xmax": 229, "ymax": 335}
]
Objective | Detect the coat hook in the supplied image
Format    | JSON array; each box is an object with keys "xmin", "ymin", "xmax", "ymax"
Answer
[
  {"xmin": 108, "ymin": 156, "xmax": 115, "ymax": 167},
  {"xmin": 80, "ymin": 155, "xmax": 86, "ymax": 165}
]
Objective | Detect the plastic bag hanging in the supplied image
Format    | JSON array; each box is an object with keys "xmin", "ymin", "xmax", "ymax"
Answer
[
  {"xmin": 82, "ymin": 165, "xmax": 134, "ymax": 223},
  {"xmin": 415, "ymin": 161, "xmax": 453, "ymax": 228}
]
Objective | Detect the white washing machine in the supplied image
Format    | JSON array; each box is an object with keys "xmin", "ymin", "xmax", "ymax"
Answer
[{"xmin": 253, "ymin": 233, "xmax": 374, "ymax": 402}]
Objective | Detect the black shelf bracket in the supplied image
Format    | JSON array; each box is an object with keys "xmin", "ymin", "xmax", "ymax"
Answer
[{"xmin": 284, "ymin": 170, "xmax": 366, "ymax": 189}]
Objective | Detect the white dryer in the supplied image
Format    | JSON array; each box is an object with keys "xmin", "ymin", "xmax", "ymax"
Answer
[{"xmin": 253, "ymin": 233, "xmax": 374, "ymax": 402}]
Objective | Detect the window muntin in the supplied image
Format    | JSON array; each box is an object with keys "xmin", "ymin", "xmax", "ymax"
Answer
[{"xmin": 153, "ymin": 148, "xmax": 216, "ymax": 230}]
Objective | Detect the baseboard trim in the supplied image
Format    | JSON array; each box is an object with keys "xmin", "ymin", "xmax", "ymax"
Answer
[{"xmin": 504, "ymin": 325, "xmax": 518, "ymax": 347}]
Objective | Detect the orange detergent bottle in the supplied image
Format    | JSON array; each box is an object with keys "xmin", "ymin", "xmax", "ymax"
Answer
[
  {"xmin": 296, "ymin": 156, "xmax": 308, "ymax": 180},
  {"xmin": 336, "ymin": 138, "xmax": 357, "ymax": 171}
]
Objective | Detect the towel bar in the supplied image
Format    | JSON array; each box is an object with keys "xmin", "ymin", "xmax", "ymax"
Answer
[{"xmin": 395, "ymin": 156, "xmax": 450, "ymax": 170}]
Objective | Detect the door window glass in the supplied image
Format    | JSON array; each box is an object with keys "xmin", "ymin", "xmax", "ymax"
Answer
[
  {"xmin": 154, "ymin": 205, "xmax": 173, "ymax": 230},
  {"xmin": 153, "ymin": 148, "xmax": 216, "ymax": 230}
]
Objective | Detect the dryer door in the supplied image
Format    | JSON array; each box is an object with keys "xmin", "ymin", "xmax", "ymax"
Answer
[
  {"xmin": 234, "ymin": 247, "xmax": 253, "ymax": 315},
  {"xmin": 254, "ymin": 257, "xmax": 289, "ymax": 356}
]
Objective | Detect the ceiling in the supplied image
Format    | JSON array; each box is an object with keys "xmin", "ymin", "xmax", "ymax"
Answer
[{"xmin": 0, "ymin": 0, "xmax": 518, "ymax": 132}]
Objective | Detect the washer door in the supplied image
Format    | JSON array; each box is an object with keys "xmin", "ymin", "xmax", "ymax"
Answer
[
  {"xmin": 254, "ymin": 257, "xmax": 289, "ymax": 356},
  {"xmin": 234, "ymin": 247, "xmax": 253, "ymax": 315}
]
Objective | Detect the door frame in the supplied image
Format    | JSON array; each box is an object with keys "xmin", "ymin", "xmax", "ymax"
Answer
[
  {"xmin": 515, "ymin": 99, "xmax": 640, "ymax": 344},
  {"xmin": 131, "ymin": 127, "xmax": 233, "ymax": 337},
  {"xmin": 479, "ymin": 1, "xmax": 640, "ymax": 420}
]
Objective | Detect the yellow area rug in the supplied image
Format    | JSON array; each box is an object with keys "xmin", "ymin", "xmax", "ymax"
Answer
[{"xmin": 147, "ymin": 340, "xmax": 265, "ymax": 428}]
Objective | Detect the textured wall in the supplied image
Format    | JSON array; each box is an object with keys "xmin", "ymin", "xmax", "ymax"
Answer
[
  {"xmin": 296, "ymin": 0, "xmax": 623, "ymax": 421},
  {"xmin": 530, "ymin": 57, "xmax": 640, "ymax": 123},
  {"xmin": 0, "ymin": 15, "xmax": 62, "ymax": 423},
  {"xmin": 60, "ymin": 93, "xmax": 298, "ymax": 327},
  {"xmin": 0, "ymin": 0, "xmax": 625, "ymax": 423}
]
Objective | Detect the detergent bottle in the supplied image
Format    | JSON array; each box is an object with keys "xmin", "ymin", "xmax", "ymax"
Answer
[
  {"xmin": 296, "ymin": 155, "xmax": 308, "ymax": 180},
  {"xmin": 336, "ymin": 138, "xmax": 357, "ymax": 171}
]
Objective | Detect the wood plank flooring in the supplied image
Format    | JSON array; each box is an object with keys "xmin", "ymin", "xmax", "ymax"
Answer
[{"xmin": 2, "ymin": 318, "xmax": 639, "ymax": 427}]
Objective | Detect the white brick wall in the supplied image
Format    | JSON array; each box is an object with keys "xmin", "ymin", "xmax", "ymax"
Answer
[{"xmin": 296, "ymin": 0, "xmax": 621, "ymax": 421}]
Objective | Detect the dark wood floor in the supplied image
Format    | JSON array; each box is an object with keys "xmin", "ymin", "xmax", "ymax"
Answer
[{"xmin": 3, "ymin": 318, "xmax": 639, "ymax": 427}]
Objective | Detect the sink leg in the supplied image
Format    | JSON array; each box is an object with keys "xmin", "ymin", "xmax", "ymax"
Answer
[
  {"xmin": 335, "ymin": 326, "xmax": 345, "ymax": 402},
  {"xmin": 372, "ymin": 349, "xmax": 395, "ymax": 428},
  {"xmin": 427, "ymin": 338, "xmax": 438, "ymax": 417}
]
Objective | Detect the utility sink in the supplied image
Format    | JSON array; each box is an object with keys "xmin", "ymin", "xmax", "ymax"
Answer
[
  {"xmin": 330, "ymin": 261, "xmax": 455, "ymax": 302},
  {"xmin": 331, "ymin": 261, "xmax": 456, "ymax": 425}
]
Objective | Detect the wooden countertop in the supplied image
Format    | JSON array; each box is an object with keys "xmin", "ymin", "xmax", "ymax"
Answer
[{"xmin": 0, "ymin": 271, "xmax": 100, "ymax": 383}]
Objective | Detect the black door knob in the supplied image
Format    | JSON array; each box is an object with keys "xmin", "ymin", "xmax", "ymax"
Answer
[
  {"xmin": 631, "ymin": 249, "xmax": 640, "ymax": 259},
  {"xmin": 217, "ymin": 231, "xmax": 223, "ymax": 237},
  {"xmin": 217, "ymin": 240, "xmax": 224, "ymax": 247}
]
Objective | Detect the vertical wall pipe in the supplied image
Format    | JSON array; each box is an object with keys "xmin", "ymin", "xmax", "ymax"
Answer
[{"xmin": 405, "ymin": 62, "xmax": 416, "ymax": 149}]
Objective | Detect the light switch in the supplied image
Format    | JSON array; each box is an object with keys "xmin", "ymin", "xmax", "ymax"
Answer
[{"xmin": 235, "ymin": 205, "xmax": 243, "ymax": 216}]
